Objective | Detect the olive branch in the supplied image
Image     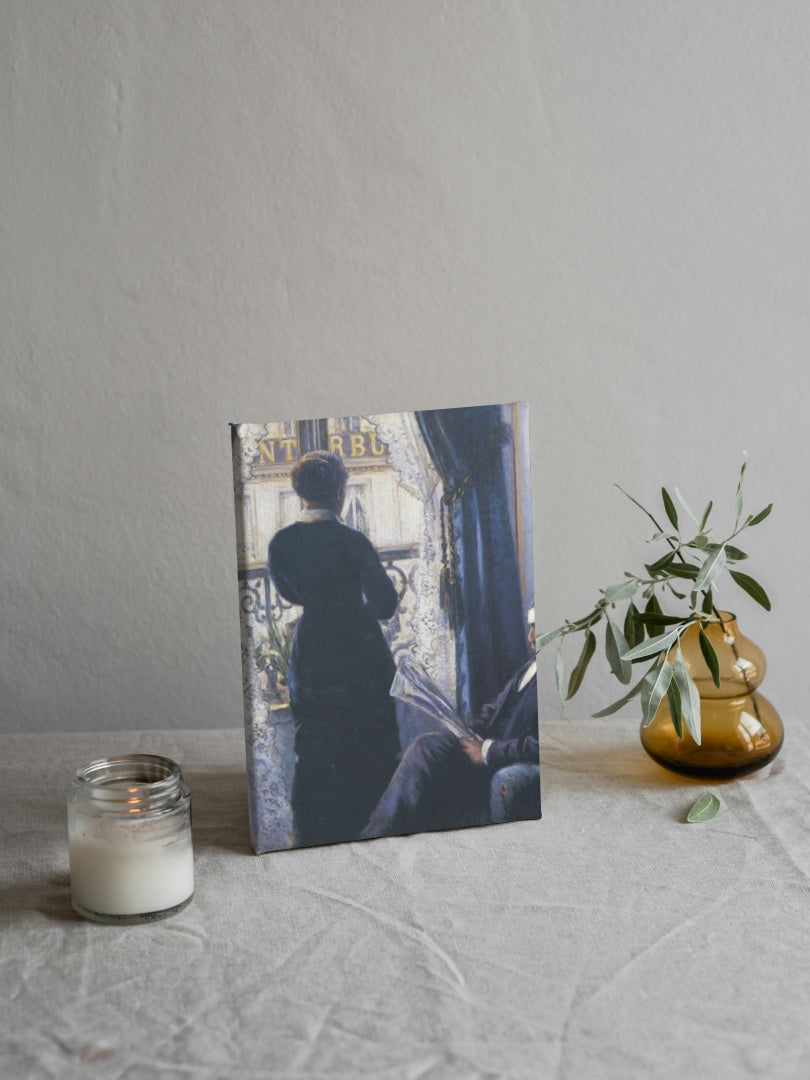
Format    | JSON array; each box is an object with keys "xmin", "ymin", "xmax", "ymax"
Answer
[{"xmin": 537, "ymin": 453, "xmax": 772, "ymax": 744}]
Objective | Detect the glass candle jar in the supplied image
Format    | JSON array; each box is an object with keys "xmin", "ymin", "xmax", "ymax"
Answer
[{"xmin": 68, "ymin": 754, "xmax": 194, "ymax": 924}]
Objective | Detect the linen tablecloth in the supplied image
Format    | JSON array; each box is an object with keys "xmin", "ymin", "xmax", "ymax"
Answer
[{"xmin": 2, "ymin": 720, "xmax": 808, "ymax": 1079}]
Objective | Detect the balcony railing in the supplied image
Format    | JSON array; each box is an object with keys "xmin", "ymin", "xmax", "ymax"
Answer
[{"xmin": 237, "ymin": 543, "xmax": 421, "ymax": 674}]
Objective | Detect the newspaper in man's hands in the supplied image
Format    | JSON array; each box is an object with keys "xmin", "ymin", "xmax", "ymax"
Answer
[{"xmin": 389, "ymin": 655, "xmax": 476, "ymax": 740}]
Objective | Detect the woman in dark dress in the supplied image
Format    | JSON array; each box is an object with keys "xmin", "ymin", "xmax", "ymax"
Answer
[{"xmin": 268, "ymin": 451, "xmax": 401, "ymax": 846}]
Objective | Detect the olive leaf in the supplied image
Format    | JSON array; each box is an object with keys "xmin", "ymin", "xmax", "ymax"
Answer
[
  {"xmin": 646, "ymin": 551, "xmax": 677, "ymax": 576},
  {"xmin": 640, "ymin": 659, "xmax": 673, "ymax": 727},
  {"xmin": 623, "ymin": 625, "xmax": 684, "ymax": 663},
  {"xmin": 624, "ymin": 601, "xmax": 644, "ymax": 650},
  {"xmin": 746, "ymin": 503, "xmax": 773, "ymax": 527},
  {"xmin": 535, "ymin": 626, "xmax": 565, "ymax": 650},
  {"xmin": 729, "ymin": 569, "xmax": 772, "ymax": 611},
  {"xmin": 567, "ymin": 610, "xmax": 604, "ymax": 633},
  {"xmin": 699, "ymin": 500, "xmax": 713, "ymax": 532},
  {"xmin": 704, "ymin": 542, "xmax": 747, "ymax": 562},
  {"xmin": 687, "ymin": 792, "xmax": 720, "ymax": 823},
  {"xmin": 725, "ymin": 545, "xmax": 748, "ymax": 562},
  {"xmin": 644, "ymin": 592, "xmax": 664, "ymax": 619},
  {"xmin": 698, "ymin": 627, "xmax": 721, "ymax": 688},
  {"xmin": 666, "ymin": 678, "xmax": 683, "ymax": 738},
  {"xmin": 604, "ymin": 579, "xmax": 639, "ymax": 605},
  {"xmin": 567, "ymin": 629, "xmax": 596, "ymax": 699},
  {"xmin": 605, "ymin": 618, "xmax": 632, "ymax": 684},
  {"xmin": 673, "ymin": 643, "xmax": 702, "ymax": 745},
  {"xmin": 637, "ymin": 613, "xmax": 687, "ymax": 629},
  {"xmin": 694, "ymin": 544, "xmax": 727, "ymax": 595},
  {"xmin": 661, "ymin": 487, "xmax": 679, "ymax": 529},
  {"xmin": 554, "ymin": 640, "xmax": 569, "ymax": 719},
  {"xmin": 667, "ymin": 562, "xmax": 699, "ymax": 580},
  {"xmin": 674, "ymin": 485, "xmax": 699, "ymax": 525},
  {"xmin": 735, "ymin": 451, "xmax": 748, "ymax": 526}
]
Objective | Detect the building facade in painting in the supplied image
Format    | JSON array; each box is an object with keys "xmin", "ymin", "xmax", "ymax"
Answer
[{"xmin": 235, "ymin": 416, "xmax": 442, "ymax": 703}]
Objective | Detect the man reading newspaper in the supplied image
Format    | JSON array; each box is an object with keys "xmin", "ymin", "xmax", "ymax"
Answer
[{"xmin": 361, "ymin": 607, "xmax": 538, "ymax": 838}]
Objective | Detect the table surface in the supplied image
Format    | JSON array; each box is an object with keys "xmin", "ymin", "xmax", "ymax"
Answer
[{"xmin": 2, "ymin": 720, "xmax": 808, "ymax": 1080}]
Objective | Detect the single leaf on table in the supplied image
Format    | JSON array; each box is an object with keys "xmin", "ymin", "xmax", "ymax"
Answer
[
  {"xmin": 662, "ymin": 487, "xmax": 679, "ymax": 529},
  {"xmin": 666, "ymin": 678, "xmax": 683, "ymax": 738},
  {"xmin": 687, "ymin": 792, "xmax": 720, "ymax": 823},
  {"xmin": 567, "ymin": 629, "xmax": 596, "ymax": 699},
  {"xmin": 698, "ymin": 627, "xmax": 721, "ymax": 688},
  {"xmin": 640, "ymin": 659, "xmax": 673, "ymax": 727},
  {"xmin": 729, "ymin": 569, "xmax": 772, "ymax": 611},
  {"xmin": 673, "ymin": 644, "xmax": 702, "ymax": 745},
  {"xmin": 605, "ymin": 618, "xmax": 632, "ymax": 684}
]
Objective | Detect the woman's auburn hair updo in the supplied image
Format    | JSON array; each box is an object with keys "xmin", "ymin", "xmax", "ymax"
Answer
[{"xmin": 290, "ymin": 451, "xmax": 349, "ymax": 506}]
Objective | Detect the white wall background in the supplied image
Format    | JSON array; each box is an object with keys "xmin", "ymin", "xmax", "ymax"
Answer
[{"xmin": 2, "ymin": 0, "xmax": 807, "ymax": 734}]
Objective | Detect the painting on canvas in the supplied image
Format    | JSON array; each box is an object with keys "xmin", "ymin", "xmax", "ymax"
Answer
[{"xmin": 231, "ymin": 404, "xmax": 539, "ymax": 852}]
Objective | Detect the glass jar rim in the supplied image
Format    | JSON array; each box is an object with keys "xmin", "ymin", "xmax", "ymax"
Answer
[{"xmin": 72, "ymin": 754, "xmax": 187, "ymax": 814}]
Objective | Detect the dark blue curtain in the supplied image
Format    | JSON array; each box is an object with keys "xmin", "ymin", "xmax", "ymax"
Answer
[{"xmin": 416, "ymin": 405, "xmax": 528, "ymax": 716}]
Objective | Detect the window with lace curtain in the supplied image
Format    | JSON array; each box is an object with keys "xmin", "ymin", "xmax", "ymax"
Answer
[{"xmin": 236, "ymin": 413, "xmax": 456, "ymax": 700}]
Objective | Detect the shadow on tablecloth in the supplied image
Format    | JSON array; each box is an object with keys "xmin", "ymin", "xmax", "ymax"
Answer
[
  {"xmin": 183, "ymin": 767, "xmax": 254, "ymax": 856},
  {"xmin": 0, "ymin": 770, "xmax": 254, "ymax": 924},
  {"xmin": 540, "ymin": 727, "xmax": 786, "ymax": 828}
]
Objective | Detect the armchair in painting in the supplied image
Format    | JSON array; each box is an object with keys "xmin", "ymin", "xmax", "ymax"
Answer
[{"xmin": 489, "ymin": 763, "xmax": 541, "ymax": 824}]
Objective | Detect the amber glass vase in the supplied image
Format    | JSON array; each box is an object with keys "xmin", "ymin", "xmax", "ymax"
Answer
[{"xmin": 640, "ymin": 612, "xmax": 783, "ymax": 778}]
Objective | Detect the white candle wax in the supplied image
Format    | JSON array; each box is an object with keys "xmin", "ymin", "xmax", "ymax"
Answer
[{"xmin": 69, "ymin": 819, "xmax": 194, "ymax": 917}]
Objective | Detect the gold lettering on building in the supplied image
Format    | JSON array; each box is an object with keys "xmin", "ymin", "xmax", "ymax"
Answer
[
  {"xmin": 278, "ymin": 438, "xmax": 297, "ymax": 462},
  {"xmin": 258, "ymin": 440, "xmax": 275, "ymax": 464},
  {"xmin": 329, "ymin": 435, "xmax": 345, "ymax": 456},
  {"xmin": 368, "ymin": 431, "xmax": 385, "ymax": 456},
  {"xmin": 350, "ymin": 434, "xmax": 365, "ymax": 458}
]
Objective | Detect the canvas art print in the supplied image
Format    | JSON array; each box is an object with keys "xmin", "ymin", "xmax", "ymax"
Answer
[{"xmin": 231, "ymin": 404, "xmax": 540, "ymax": 853}]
